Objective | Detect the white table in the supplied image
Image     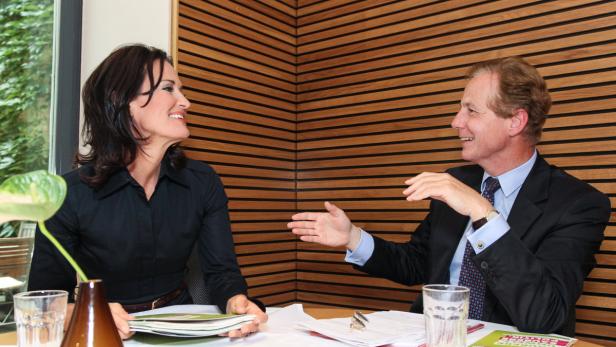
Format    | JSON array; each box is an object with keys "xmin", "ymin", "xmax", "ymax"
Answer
[{"xmin": 0, "ymin": 304, "xmax": 600, "ymax": 347}]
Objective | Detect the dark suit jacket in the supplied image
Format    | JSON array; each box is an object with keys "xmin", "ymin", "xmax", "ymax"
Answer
[{"xmin": 357, "ymin": 155, "xmax": 610, "ymax": 336}]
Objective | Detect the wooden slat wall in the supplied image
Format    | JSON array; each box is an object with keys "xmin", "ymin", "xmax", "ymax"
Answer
[
  {"xmin": 176, "ymin": 0, "xmax": 298, "ymax": 307},
  {"xmin": 295, "ymin": 0, "xmax": 616, "ymax": 345},
  {"xmin": 176, "ymin": 0, "xmax": 616, "ymax": 344}
]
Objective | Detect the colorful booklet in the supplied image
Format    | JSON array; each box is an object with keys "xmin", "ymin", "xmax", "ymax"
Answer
[
  {"xmin": 470, "ymin": 330, "xmax": 577, "ymax": 347},
  {"xmin": 128, "ymin": 312, "xmax": 256, "ymax": 337}
]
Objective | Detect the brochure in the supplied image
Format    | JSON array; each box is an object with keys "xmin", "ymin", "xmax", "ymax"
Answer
[
  {"xmin": 470, "ymin": 330, "xmax": 577, "ymax": 347},
  {"xmin": 129, "ymin": 312, "xmax": 256, "ymax": 337}
]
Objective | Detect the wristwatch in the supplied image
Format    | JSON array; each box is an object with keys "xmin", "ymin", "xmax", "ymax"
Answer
[{"xmin": 472, "ymin": 209, "xmax": 499, "ymax": 230}]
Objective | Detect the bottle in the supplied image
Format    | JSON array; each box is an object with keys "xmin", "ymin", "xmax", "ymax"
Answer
[{"xmin": 61, "ymin": 279, "xmax": 123, "ymax": 346}]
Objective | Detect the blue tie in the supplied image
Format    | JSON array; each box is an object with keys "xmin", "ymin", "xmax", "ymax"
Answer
[{"xmin": 458, "ymin": 177, "xmax": 500, "ymax": 320}]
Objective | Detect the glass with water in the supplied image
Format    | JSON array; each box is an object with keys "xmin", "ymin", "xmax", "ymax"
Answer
[
  {"xmin": 13, "ymin": 290, "xmax": 68, "ymax": 347},
  {"xmin": 423, "ymin": 284, "xmax": 469, "ymax": 347}
]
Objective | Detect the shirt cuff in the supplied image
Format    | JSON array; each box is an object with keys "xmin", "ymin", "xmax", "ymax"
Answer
[
  {"xmin": 345, "ymin": 229, "xmax": 374, "ymax": 266},
  {"xmin": 467, "ymin": 214, "xmax": 509, "ymax": 254}
]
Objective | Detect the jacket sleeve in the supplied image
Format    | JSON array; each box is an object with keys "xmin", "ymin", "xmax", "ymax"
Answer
[
  {"xmin": 476, "ymin": 188, "xmax": 609, "ymax": 333},
  {"xmin": 355, "ymin": 200, "xmax": 437, "ymax": 286}
]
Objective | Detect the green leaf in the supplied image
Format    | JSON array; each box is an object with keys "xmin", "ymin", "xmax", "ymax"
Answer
[
  {"xmin": 0, "ymin": 170, "xmax": 88, "ymax": 281},
  {"xmin": 0, "ymin": 170, "xmax": 66, "ymax": 224}
]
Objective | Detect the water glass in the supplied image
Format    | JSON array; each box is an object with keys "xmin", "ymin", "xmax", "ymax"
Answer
[
  {"xmin": 423, "ymin": 284, "xmax": 469, "ymax": 347},
  {"xmin": 13, "ymin": 290, "xmax": 68, "ymax": 347}
]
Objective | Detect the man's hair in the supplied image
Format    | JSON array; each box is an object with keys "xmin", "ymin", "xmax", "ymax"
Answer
[{"xmin": 468, "ymin": 56, "xmax": 551, "ymax": 144}]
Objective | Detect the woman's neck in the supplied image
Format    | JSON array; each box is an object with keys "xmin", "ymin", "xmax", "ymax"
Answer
[{"xmin": 127, "ymin": 146, "xmax": 167, "ymax": 200}]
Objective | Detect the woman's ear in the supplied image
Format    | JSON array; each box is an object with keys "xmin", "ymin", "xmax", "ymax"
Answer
[{"xmin": 508, "ymin": 108, "xmax": 528, "ymax": 137}]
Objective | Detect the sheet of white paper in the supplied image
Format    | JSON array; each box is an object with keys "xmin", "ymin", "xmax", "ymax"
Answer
[
  {"xmin": 0, "ymin": 276, "xmax": 23, "ymax": 290},
  {"xmin": 260, "ymin": 303, "xmax": 313, "ymax": 334},
  {"xmin": 296, "ymin": 310, "xmax": 426, "ymax": 347}
]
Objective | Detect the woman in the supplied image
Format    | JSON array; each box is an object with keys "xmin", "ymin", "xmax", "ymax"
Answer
[{"xmin": 28, "ymin": 44, "xmax": 267, "ymax": 339}]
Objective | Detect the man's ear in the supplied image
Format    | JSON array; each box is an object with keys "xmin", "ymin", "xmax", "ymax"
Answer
[{"xmin": 508, "ymin": 108, "xmax": 528, "ymax": 136}]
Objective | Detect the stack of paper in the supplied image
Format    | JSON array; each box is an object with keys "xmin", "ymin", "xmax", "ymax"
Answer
[
  {"xmin": 129, "ymin": 312, "xmax": 256, "ymax": 337},
  {"xmin": 296, "ymin": 310, "xmax": 426, "ymax": 347}
]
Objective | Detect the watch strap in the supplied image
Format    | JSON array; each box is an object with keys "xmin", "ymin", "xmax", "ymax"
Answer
[
  {"xmin": 472, "ymin": 218, "xmax": 487, "ymax": 230},
  {"xmin": 472, "ymin": 210, "xmax": 498, "ymax": 230}
]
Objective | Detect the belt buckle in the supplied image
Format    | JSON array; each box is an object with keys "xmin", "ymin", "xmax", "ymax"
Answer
[{"xmin": 151, "ymin": 297, "xmax": 163, "ymax": 310}]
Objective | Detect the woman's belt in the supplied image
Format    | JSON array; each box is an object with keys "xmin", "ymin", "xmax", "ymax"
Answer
[{"xmin": 122, "ymin": 283, "xmax": 186, "ymax": 313}]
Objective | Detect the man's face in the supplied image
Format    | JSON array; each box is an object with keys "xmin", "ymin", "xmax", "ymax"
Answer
[{"xmin": 451, "ymin": 72, "xmax": 512, "ymax": 167}]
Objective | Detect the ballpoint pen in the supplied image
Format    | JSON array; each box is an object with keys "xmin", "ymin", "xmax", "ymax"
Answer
[
  {"xmin": 467, "ymin": 323, "xmax": 485, "ymax": 334},
  {"xmin": 350, "ymin": 310, "xmax": 369, "ymax": 331}
]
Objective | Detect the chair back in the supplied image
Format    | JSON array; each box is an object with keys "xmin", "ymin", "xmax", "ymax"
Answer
[
  {"xmin": 0, "ymin": 237, "xmax": 34, "ymax": 284},
  {"xmin": 184, "ymin": 244, "xmax": 210, "ymax": 304}
]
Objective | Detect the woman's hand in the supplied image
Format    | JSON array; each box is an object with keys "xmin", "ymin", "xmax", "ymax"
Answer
[
  {"xmin": 224, "ymin": 294, "xmax": 268, "ymax": 338},
  {"xmin": 108, "ymin": 303, "xmax": 135, "ymax": 340}
]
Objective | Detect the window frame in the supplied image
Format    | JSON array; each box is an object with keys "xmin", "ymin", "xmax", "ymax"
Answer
[{"xmin": 49, "ymin": 0, "xmax": 82, "ymax": 175}]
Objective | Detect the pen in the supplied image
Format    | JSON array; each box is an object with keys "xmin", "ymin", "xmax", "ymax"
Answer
[
  {"xmin": 467, "ymin": 323, "xmax": 485, "ymax": 334},
  {"xmin": 418, "ymin": 323, "xmax": 485, "ymax": 347},
  {"xmin": 355, "ymin": 311, "xmax": 369, "ymax": 323}
]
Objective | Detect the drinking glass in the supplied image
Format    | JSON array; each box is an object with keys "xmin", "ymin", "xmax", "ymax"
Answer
[
  {"xmin": 13, "ymin": 290, "xmax": 68, "ymax": 347},
  {"xmin": 423, "ymin": 284, "xmax": 469, "ymax": 347}
]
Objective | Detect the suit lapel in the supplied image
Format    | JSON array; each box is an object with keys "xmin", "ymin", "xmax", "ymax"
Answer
[
  {"xmin": 483, "ymin": 156, "xmax": 550, "ymax": 321},
  {"xmin": 506, "ymin": 156, "xmax": 550, "ymax": 239}
]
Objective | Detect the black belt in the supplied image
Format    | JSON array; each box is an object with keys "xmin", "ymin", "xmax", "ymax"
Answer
[{"xmin": 122, "ymin": 284, "xmax": 186, "ymax": 313}]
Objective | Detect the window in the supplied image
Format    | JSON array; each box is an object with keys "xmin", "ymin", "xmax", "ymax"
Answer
[{"xmin": 0, "ymin": 0, "xmax": 81, "ymax": 324}]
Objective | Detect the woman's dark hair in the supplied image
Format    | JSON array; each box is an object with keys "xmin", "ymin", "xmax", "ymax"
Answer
[{"xmin": 78, "ymin": 44, "xmax": 185, "ymax": 188}]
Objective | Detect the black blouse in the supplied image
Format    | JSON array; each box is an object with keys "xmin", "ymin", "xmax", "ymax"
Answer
[{"xmin": 28, "ymin": 157, "xmax": 247, "ymax": 311}]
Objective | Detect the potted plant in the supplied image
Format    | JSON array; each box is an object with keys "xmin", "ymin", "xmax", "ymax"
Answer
[
  {"xmin": 0, "ymin": 170, "xmax": 86, "ymax": 281},
  {"xmin": 0, "ymin": 170, "xmax": 122, "ymax": 346}
]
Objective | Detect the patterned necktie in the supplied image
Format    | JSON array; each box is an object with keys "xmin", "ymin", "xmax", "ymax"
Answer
[{"xmin": 458, "ymin": 176, "xmax": 500, "ymax": 319}]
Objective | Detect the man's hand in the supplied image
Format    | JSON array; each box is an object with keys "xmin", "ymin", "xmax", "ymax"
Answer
[
  {"xmin": 287, "ymin": 201, "xmax": 362, "ymax": 251},
  {"xmin": 224, "ymin": 294, "xmax": 267, "ymax": 338},
  {"xmin": 108, "ymin": 303, "xmax": 134, "ymax": 340},
  {"xmin": 403, "ymin": 172, "xmax": 493, "ymax": 221}
]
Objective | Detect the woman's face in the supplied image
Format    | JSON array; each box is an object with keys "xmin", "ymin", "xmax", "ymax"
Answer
[{"xmin": 129, "ymin": 61, "xmax": 191, "ymax": 148}]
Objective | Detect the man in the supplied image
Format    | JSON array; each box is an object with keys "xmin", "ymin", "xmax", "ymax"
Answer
[{"xmin": 287, "ymin": 57, "xmax": 610, "ymax": 336}]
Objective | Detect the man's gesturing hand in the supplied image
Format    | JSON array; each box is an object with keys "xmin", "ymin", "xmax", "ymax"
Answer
[
  {"xmin": 403, "ymin": 172, "xmax": 493, "ymax": 221},
  {"xmin": 288, "ymin": 201, "xmax": 362, "ymax": 251}
]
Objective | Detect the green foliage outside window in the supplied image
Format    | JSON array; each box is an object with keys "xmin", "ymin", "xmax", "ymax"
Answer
[{"xmin": 0, "ymin": 0, "xmax": 54, "ymax": 237}]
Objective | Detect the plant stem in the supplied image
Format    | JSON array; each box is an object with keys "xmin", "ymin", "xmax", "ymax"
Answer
[{"xmin": 37, "ymin": 220, "xmax": 88, "ymax": 282}]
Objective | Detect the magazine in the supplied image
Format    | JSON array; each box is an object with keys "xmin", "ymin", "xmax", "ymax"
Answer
[
  {"xmin": 470, "ymin": 330, "xmax": 577, "ymax": 347},
  {"xmin": 129, "ymin": 312, "xmax": 256, "ymax": 337}
]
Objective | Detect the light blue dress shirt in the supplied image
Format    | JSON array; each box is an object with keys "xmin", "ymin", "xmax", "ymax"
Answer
[{"xmin": 345, "ymin": 151, "xmax": 538, "ymax": 286}]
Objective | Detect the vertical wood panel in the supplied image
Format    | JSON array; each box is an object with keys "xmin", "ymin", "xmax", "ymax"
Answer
[{"xmin": 177, "ymin": 0, "xmax": 298, "ymax": 307}]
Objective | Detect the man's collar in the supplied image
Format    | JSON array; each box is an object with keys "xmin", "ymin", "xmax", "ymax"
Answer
[{"xmin": 483, "ymin": 150, "xmax": 537, "ymax": 197}]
